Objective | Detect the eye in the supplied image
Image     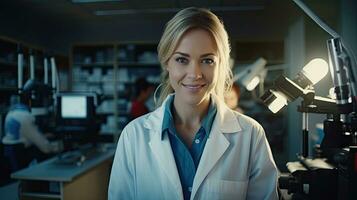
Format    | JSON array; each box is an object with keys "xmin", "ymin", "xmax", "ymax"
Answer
[
  {"xmin": 175, "ymin": 57, "xmax": 189, "ymax": 64},
  {"xmin": 201, "ymin": 58, "xmax": 215, "ymax": 65}
]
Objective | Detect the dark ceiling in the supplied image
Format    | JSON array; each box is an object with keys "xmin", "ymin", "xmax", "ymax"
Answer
[
  {"xmin": 9, "ymin": 0, "xmax": 272, "ymax": 21},
  {"xmin": 0, "ymin": 0, "xmax": 340, "ymax": 54}
]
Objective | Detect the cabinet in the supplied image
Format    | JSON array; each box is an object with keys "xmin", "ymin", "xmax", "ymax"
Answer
[
  {"xmin": 71, "ymin": 42, "xmax": 161, "ymax": 139},
  {"xmin": 11, "ymin": 147, "xmax": 115, "ymax": 200},
  {"xmin": 0, "ymin": 37, "xmax": 18, "ymax": 114}
]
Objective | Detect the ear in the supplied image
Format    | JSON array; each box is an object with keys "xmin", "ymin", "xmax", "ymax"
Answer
[{"xmin": 164, "ymin": 58, "xmax": 172, "ymax": 69}]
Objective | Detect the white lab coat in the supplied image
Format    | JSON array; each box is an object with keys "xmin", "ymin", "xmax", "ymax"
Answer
[{"xmin": 108, "ymin": 94, "xmax": 279, "ymax": 200}]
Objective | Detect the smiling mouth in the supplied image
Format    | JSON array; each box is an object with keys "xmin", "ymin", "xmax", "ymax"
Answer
[{"xmin": 182, "ymin": 83, "xmax": 206, "ymax": 90}]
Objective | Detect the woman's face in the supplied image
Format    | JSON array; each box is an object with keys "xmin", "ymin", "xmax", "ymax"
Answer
[{"xmin": 167, "ymin": 28, "xmax": 218, "ymax": 107}]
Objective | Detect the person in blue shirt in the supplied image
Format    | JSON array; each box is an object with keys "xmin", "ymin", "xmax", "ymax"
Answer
[
  {"xmin": 2, "ymin": 81, "xmax": 61, "ymax": 172},
  {"xmin": 109, "ymin": 7, "xmax": 279, "ymax": 200}
]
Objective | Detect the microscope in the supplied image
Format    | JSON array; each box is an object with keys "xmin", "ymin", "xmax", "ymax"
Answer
[
  {"xmin": 17, "ymin": 45, "xmax": 58, "ymax": 132},
  {"xmin": 260, "ymin": 1, "xmax": 357, "ymax": 199}
]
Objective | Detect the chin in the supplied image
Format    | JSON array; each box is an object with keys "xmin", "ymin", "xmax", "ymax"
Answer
[{"xmin": 177, "ymin": 91, "xmax": 210, "ymax": 106}]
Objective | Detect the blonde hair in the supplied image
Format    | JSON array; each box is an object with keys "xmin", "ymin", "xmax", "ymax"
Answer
[{"xmin": 156, "ymin": 7, "xmax": 232, "ymax": 106}]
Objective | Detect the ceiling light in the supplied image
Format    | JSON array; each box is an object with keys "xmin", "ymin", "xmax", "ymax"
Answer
[{"xmin": 72, "ymin": 0, "xmax": 124, "ymax": 3}]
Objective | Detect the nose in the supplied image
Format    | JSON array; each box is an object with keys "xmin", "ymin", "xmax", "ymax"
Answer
[{"xmin": 187, "ymin": 61, "xmax": 203, "ymax": 79}]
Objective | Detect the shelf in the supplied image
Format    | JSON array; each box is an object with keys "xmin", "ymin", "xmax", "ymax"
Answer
[
  {"xmin": 0, "ymin": 86, "xmax": 17, "ymax": 91},
  {"xmin": 117, "ymin": 61, "xmax": 160, "ymax": 67},
  {"xmin": 0, "ymin": 59, "xmax": 45, "ymax": 69},
  {"xmin": 74, "ymin": 62, "xmax": 114, "ymax": 67},
  {"xmin": 97, "ymin": 112, "xmax": 115, "ymax": 116},
  {"xmin": 73, "ymin": 61, "xmax": 160, "ymax": 67},
  {"xmin": 0, "ymin": 58, "xmax": 17, "ymax": 66},
  {"xmin": 72, "ymin": 80, "xmax": 116, "ymax": 84},
  {"xmin": 101, "ymin": 94, "xmax": 114, "ymax": 100},
  {"xmin": 116, "ymin": 80, "xmax": 158, "ymax": 84}
]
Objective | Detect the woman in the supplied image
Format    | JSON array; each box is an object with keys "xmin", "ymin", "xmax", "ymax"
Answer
[{"xmin": 109, "ymin": 7, "xmax": 278, "ymax": 200}]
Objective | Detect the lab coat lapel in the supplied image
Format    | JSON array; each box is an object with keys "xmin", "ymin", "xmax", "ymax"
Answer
[
  {"xmin": 149, "ymin": 133, "xmax": 183, "ymax": 200},
  {"xmin": 191, "ymin": 95, "xmax": 241, "ymax": 199},
  {"xmin": 190, "ymin": 124, "xmax": 230, "ymax": 199},
  {"xmin": 146, "ymin": 95, "xmax": 184, "ymax": 200}
]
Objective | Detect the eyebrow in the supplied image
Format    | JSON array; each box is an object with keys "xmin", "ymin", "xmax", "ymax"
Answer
[{"xmin": 173, "ymin": 52, "xmax": 217, "ymax": 58}]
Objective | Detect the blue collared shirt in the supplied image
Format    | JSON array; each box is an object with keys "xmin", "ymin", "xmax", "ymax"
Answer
[
  {"xmin": 162, "ymin": 95, "xmax": 217, "ymax": 200},
  {"xmin": 4, "ymin": 103, "xmax": 30, "ymax": 141}
]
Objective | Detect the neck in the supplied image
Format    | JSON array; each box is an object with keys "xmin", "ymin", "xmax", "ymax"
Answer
[{"xmin": 172, "ymin": 96, "xmax": 210, "ymax": 127}]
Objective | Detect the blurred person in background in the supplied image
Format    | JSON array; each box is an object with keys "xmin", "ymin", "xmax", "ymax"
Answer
[
  {"xmin": 2, "ymin": 80, "xmax": 62, "ymax": 172},
  {"xmin": 129, "ymin": 77, "xmax": 155, "ymax": 119},
  {"xmin": 224, "ymin": 83, "xmax": 244, "ymax": 113}
]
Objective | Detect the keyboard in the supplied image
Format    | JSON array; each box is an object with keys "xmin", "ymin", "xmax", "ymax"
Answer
[{"xmin": 54, "ymin": 148, "xmax": 102, "ymax": 166}]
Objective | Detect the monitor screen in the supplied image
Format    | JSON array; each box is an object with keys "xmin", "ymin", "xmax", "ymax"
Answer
[
  {"xmin": 55, "ymin": 92, "xmax": 99, "ymax": 150},
  {"xmin": 56, "ymin": 92, "xmax": 96, "ymax": 127},
  {"xmin": 61, "ymin": 96, "xmax": 87, "ymax": 118}
]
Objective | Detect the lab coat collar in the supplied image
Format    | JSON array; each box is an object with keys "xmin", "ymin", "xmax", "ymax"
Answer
[{"xmin": 144, "ymin": 93, "xmax": 242, "ymax": 134}]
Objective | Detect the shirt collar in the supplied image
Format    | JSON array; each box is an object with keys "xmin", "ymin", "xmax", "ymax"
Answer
[
  {"xmin": 161, "ymin": 94, "xmax": 217, "ymax": 140},
  {"xmin": 144, "ymin": 93, "xmax": 242, "ymax": 136},
  {"xmin": 161, "ymin": 95, "xmax": 174, "ymax": 134}
]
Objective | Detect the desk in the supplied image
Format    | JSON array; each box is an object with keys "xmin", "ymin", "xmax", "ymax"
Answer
[{"xmin": 11, "ymin": 147, "xmax": 115, "ymax": 200}]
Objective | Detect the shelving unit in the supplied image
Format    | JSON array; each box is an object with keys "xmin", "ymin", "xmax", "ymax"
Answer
[
  {"xmin": 0, "ymin": 36, "xmax": 69, "ymax": 138},
  {"xmin": 70, "ymin": 42, "xmax": 161, "ymax": 140},
  {"xmin": 0, "ymin": 37, "xmax": 25, "ymax": 113}
]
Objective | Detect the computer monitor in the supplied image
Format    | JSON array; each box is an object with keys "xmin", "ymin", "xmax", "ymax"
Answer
[
  {"xmin": 55, "ymin": 92, "xmax": 99, "ymax": 150},
  {"xmin": 61, "ymin": 96, "xmax": 87, "ymax": 119},
  {"xmin": 56, "ymin": 93, "xmax": 96, "ymax": 128}
]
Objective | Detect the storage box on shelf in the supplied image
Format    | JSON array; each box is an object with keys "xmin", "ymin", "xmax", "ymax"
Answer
[
  {"xmin": 117, "ymin": 43, "xmax": 161, "ymax": 83},
  {"xmin": 71, "ymin": 44, "xmax": 116, "ymax": 139}
]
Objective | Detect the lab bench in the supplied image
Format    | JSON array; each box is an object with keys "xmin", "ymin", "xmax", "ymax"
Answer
[{"xmin": 11, "ymin": 146, "xmax": 116, "ymax": 200}]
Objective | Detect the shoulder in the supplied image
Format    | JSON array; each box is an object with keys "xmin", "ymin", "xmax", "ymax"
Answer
[
  {"xmin": 222, "ymin": 109, "xmax": 265, "ymax": 141},
  {"xmin": 217, "ymin": 98, "xmax": 264, "ymax": 135},
  {"xmin": 235, "ymin": 112, "xmax": 264, "ymax": 132},
  {"xmin": 120, "ymin": 110, "xmax": 160, "ymax": 139},
  {"xmin": 6, "ymin": 109, "xmax": 33, "ymax": 122},
  {"xmin": 232, "ymin": 112, "xmax": 269, "ymax": 152},
  {"xmin": 125, "ymin": 112, "xmax": 151, "ymax": 131}
]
